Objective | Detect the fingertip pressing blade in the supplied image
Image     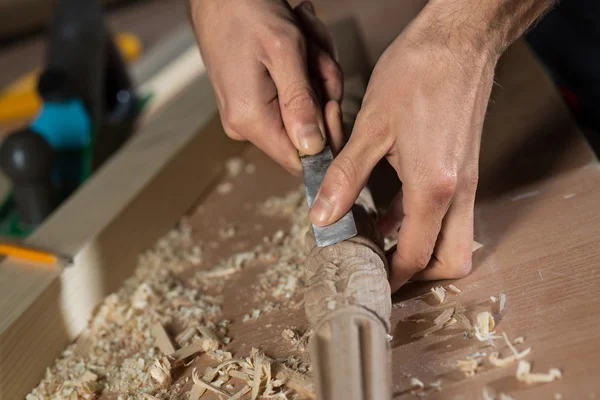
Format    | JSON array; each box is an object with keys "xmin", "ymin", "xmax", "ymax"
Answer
[{"xmin": 301, "ymin": 146, "xmax": 357, "ymax": 247}]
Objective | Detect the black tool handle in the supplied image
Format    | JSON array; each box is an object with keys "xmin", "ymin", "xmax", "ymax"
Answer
[{"xmin": 0, "ymin": 129, "xmax": 55, "ymax": 228}]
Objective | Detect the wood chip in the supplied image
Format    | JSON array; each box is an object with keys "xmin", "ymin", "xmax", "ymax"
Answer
[
  {"xmin": 80, "ymin": 371, "xmax": 97, "ymax": 382},
  {"xmin": 516, "ymin": 360, "xmax": 562, "ymax": 384},
  {"xmin": 474, "ymin": 312, "xmax": 497, "ymax": 341},
  {"xmin": 482, "ymin": 386, "xmax": 495, "ymax": 400},
  {"xmin": 514, "ymin": 337, "xmax": 524, "ymax": 345},
  {"xmin": 448, "ymin": 284, "xmax": 462, "ymax": 294},
  {"xmin": 172, "ymin": 337, "xmax": 219, "ymax": 361},
  {"xmin": 411, "ymin": 323, "xmax": 446, "ymax": 339},
  {"xmin": 251, "ymin": 354, "xmax": 264, "ymax": 400},
  {"xmin": 149, "ymin": 357, "xmax": 171, "ymax": 388},
  {"xmin": 472, "ymin": 241, "xmax": 483, "ymax": 252},
  {"xmin": 192, "ymin": 369, "xmax": 231, "ymax": 397},
  {"xmin": 434, "ymin": 307, "xmax": 454, "ymax": 326},
  {"xmin": 430, "ymin": 286, "xmax": 446, "ymax": 304},
  {"xmin": 410, "ymin": 377, "xmax": 425, "ymax": 389},
  {"xmin": 229, "ymin": 370, "xmax": 249, "ymax": 380},
  {"xmin": 499, "ymin": 293, "xmax": 507, "ymax": 313},
  {"xmin": 490, "ymin": 296, "xmax": 497, "ymax": 303},
  {"xmin": 489, "ymin": 348, "xmax": 531, "ymax": 367},
  {"xmin": 457, "ymin": 359, "xmax": 479, "ymax": 377},
  {"xmin": 142, "ymin": 395, "xmax": 161, "ymax": 400},
  {"xmin": 151, "ymin": 323, "xmax": 176, "ymax": 355},
  {"xmin": 229, "ymin": 386, "xmax": 251, "ymax": 400}
]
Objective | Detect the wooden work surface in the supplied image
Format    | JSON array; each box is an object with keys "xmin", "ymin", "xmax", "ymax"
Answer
[{"xmin": 165, "ymin": 39, "xmax": 600, "ymax": 399}]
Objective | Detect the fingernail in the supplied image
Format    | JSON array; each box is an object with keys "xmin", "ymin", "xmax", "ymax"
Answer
[
  {"xmin": 310, "ymin": 193, "xmax": 334, "ymax": 224},
  {"xmin": 298, "ymin": 124, "xmax": 325, "ymax": 153}
]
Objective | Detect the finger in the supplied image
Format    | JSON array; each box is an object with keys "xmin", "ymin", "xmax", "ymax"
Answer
[
  {"xmin": 388, "ymin": 179, "xmax": 455, "ymax": 293},
  {"xmin": 376, "ymin": 190, "xmax": 404, "ymax": 238},
  {"xmin": 246, "ymin": 96, "xmax": 303, "ymax": 176},
  {"xmin": 266, "ymin": 33, "xmax": 326, "ymax": 156},
  {"xmin": 308, "ymin": 44, "xmax": 343, "ymax": 103},
  {"xmin": 294, "ymin": 3, "xmax": 342, "ymax": 103},
  {"xmin": 412, "ymin": 182, "xmax": 476, "ymax": 281},
  {"xmin": 323, "ymin": 100, "xmax": 345, "ymax": 155},
  {"xmin": 294, "ymin": 1, "xmax": 338, "ymax": 60},
  {"xmin": 308, "ymin": 113, "xmax": 391, "ymax": 226}
]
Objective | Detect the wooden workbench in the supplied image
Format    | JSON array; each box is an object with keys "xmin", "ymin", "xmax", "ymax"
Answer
[{"xmin": 2, "ymin": 0, "xmax": 600, "ymax": 399}]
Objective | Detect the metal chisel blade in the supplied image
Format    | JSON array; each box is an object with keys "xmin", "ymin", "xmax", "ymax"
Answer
[{"xmin": 301, "ymin": 146, "xmax": 357, "ymax": 247}]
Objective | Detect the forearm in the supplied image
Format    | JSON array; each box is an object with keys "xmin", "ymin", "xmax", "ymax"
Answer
[{"xmin": 419, "ymin": 0, "xmax": 556, "ymax": 59}]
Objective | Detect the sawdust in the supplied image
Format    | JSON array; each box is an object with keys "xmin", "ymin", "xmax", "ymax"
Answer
[{"xmin": 26, "ymin": 185, "xmax": 314, "ymax": 400}]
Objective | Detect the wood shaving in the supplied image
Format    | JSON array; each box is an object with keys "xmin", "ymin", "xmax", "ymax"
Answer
[
  {"xmin": 251, "ymin": 354, "xmax": 264, "ymax": 399},
  {"xmin": 514, "ymin": 336, "xmax": 524, "ymax": 345},
  {"xmin": 429, "ymin": 380, "xmax": 442, "ymax": 391},
  {"xmin": 473, "ymin": 241, "xmax": 483, "ymax": 252},
  {"xmin": 434, "ymin": 307, "xmax": 454, "ymax": 326},
  {"xmin": 142, "ymin": 395, "xmax": 161, "ymax": 400},
  {"xmin": 448, "ymin": 284, "xmax": 462, "ymax": 294},
  {"xmin": 499, "ymin": 293, "xmax": 507, "ymax": 313},
  {"xmin": 457, "ymin": 359, "xmax": 479, "ymax": 377},
  {"xmin": 430, "ymin": 286, "xmax": 446, "ymax": 304},
  {"xmin": 151, "ymin": 323, "xmax": 176, "ymax": 355},
  {"xmin": 483, "ymin": 386, "xmax": 515, "ymax": 400},
  {"xmin": 172, "ymin": 337, "xmax": 219, "ymax": 361},
  {"xmin": 490, "ymin": 296, "xmax": 497, "ymax": 303},
  {"xmin": 149, "ymin": 357, "xmax": 172, "ymax": 389},
  {"xmin": 489, "ymin": 348, "xmax": 531, "ymax": 367},
  {"xmin": 225, "ymin": 157, "xmax": 244, "ymax": 177},
  {"xmin": 217, "ymin": 182, "xmax": 234, "ymax": 195},
  {"xmin": 191, "ymin": 368, "xmax": 230, "ymax": 397},
  {"xmin": 474, "ymin": 312, "xmax": 498, "ymax": 341},
  {"xmin": 516, "ymin": 360, "xmax": 562, "ymax": 384},
  {"xmin": 410, "ymin": 377, "xmax": 425, "ymax": 389},
  {"xmin": 483, "ymin": 386, "xmax": 495, "ymax": 400},
  {"xmin": 229, "ymin": 386, "xmax": 251, "ymax": 399}
]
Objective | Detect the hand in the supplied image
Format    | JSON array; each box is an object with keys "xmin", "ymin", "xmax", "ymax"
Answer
[
  {"xmin": 190, "ymin": 0, "xmax": 344, "ymax": 175},
  {"xmin": 309, "ymin": 5, "xmax": 500, "ymax": 292}
]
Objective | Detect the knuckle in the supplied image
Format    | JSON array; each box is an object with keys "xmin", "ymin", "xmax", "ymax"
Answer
[
  {"xmin": 281, "ymin": 84, "xmax": 317, "ymax": 111},
  {"xmin": 264, "ymin": 26, "xmax": 306, "ymax": 57},
  {"xmin": 446, "ymin": 253, "xmax": 473, "ymax": 278},
  {"xmin": 413, "ymin": 251, "xmax": 431, "ymax": 271},
  {"xmin": 356, "ymin": 108, "xmax": 390, "ymax": 144},
  {"xmin": 328, "ymin": 156, "xmax": 358, "ymax": 189},
  {"xmin": 222, "ymin": 99, "xmax": 253, "ymax": 133},
  {"xmin": 429, "ymin": 169, "xmax": 458, "ymax": 203}
]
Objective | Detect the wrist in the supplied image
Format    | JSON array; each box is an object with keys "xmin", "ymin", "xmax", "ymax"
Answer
[{"xmin": 417, "ymin": 0, "xmax": 554, "ymax": 62}]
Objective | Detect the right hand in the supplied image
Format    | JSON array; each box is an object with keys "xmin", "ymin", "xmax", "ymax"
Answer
[{"xmin": 190, "ymin": 0, "xmax": 344, "ymax": 175}]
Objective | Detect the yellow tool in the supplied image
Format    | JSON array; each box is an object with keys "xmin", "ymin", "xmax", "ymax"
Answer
[
  {"xmin": 0, "ymin": 243, "xmax": 72, "ymax": 266},
  {"xmin": 0, "ymin": 33, "xmax": 142, "ymax": 124}
]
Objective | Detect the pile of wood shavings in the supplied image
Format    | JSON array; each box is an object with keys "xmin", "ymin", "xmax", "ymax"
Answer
[
  {"xmin": 27, "ymin": 185, "xmax": 314, "ymax": 400},
  {"xmin": 27, "ymin": 220, "xmax": 229, "ymax": 400}
]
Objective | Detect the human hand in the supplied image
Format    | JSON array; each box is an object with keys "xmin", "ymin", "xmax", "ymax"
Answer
[
  {"xmin": 190, "ymin": 0, "xmax": 344, "ymax": 175},
  {"xmin": 308, "ymin": 4, "xmax": 501, "ymax": 292}
]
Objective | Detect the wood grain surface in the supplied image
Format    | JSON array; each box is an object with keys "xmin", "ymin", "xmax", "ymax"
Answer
[{"xmin": 172, "ymin": 30, "xmax": 600, "ymax": 400}]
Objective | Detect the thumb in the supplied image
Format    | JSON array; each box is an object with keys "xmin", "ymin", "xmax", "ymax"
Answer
[
  {"xmin": 267, "ymin": 34, "xmax": 326, "ymax": 155},
  {"xmin": 309, "ymin": 121, "xmax": 389, "ymax": 226}
]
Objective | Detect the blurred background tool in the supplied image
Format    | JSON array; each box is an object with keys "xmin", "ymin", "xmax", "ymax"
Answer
[
  {"xmin": 0, "ymin": 0, "xmax": 145, "ymax": 237},
  {"xmin": 0, "ymin": 32, "xmax": 142, "ymax": 124},
  {"xmin": 0, "ymin": 242, "xmax": 71, "ymax": 266}
]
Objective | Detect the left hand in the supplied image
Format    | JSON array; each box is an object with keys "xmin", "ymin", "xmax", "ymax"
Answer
[{"xmin": 308, "ymin": 4, "xmax": 499, "ymax": 292}]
